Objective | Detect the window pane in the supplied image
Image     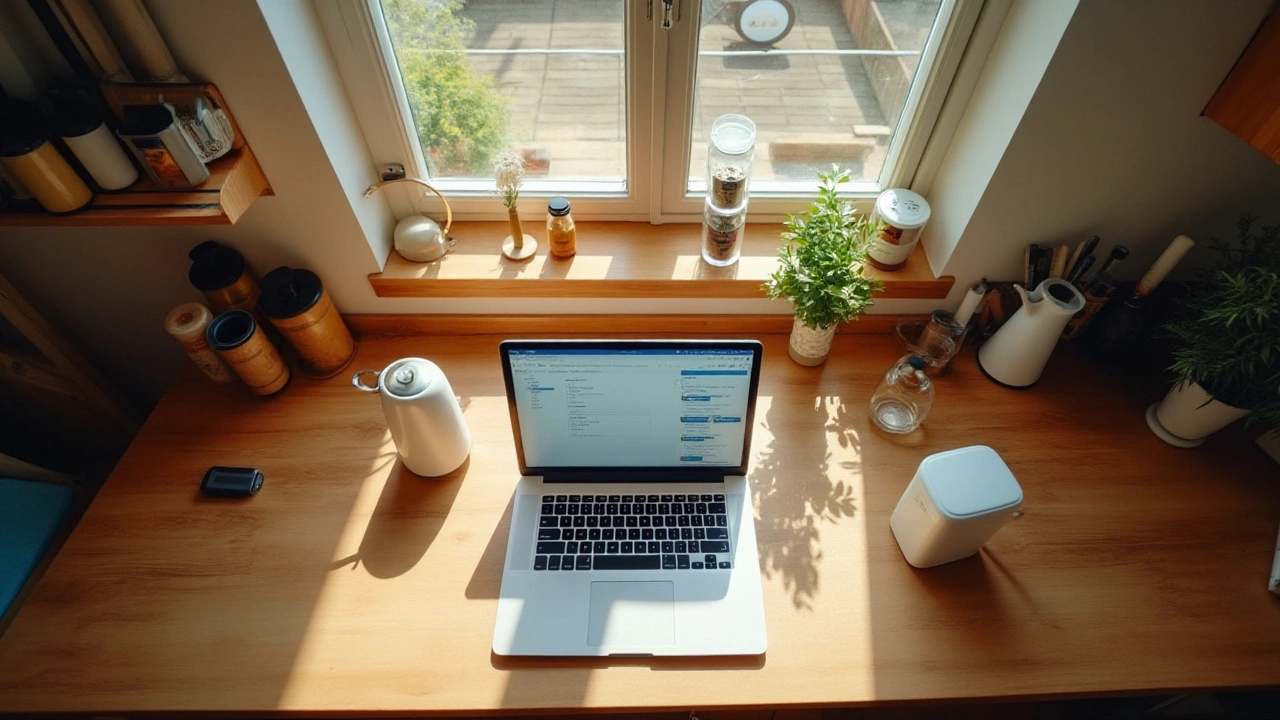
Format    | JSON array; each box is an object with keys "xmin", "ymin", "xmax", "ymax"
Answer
[
  {"xmin": 381, "ymin": 0, "xmax": 626, "ymax": 181},
  {"xmin": 688, "ymin": 0, "xmax": 944, "ymax": 190}
]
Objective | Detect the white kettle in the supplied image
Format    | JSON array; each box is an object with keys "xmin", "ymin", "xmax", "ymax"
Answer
[
  {"xmin": 977, "ymin": 278, "xmax": 1085, "ymax": 387},
  {"xmin": 352, "ymin": 358, "xmax": 471, "ymax": 477}
]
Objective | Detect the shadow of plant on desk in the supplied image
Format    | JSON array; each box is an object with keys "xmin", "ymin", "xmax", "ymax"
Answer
[{"xmin": 750, "ymin": 397, "xmax": 859, "ymax": 610}]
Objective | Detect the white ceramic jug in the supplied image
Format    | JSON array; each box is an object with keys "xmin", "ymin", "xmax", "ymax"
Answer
[
  {"xmin": 977, "ymin": 278, "xmax": 1085, "ymax": 387},
  {"xmin": 352, "ymin": 358, "xmax": 471, "ymax": 477}
]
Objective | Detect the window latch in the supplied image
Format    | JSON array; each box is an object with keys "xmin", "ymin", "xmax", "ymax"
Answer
[{"xmin": 649, "ymin": 0, "xmax": 681, "ymax": 30}]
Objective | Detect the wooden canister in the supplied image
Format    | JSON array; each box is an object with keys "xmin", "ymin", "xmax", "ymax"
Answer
[
  {"xmin": 188, "ymin": 241, "xmax": 260, "ymax": 314},
  {"xmin": 164, "ymin": 302, "xmax": 234, "ymax": 384},
  {"xmin": 206, "ymin": 310, "xmax": 290, "ymax": 396},
  {"xmin": 258, "ymin": 267, "xmax": 357, "ymax": 378}
]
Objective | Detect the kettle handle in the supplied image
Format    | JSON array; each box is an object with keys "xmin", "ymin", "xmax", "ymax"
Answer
[
  {"xmin": 351, "ymin": 369, "xmax": 381, "ymax": 393},
  {"xmin": 363, "ymin": 177, "xmax": 453, "ymax": 235}
]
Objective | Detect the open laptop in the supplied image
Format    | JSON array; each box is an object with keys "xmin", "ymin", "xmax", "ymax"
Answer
[{"xmin": 492, "ymin": 339, "xmax": 767, "ymax": 657}]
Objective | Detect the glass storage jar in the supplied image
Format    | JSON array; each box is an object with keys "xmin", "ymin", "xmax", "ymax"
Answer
[{"xmin": 707, "ymin": 114, "xmax": 755, "ymax": 212}]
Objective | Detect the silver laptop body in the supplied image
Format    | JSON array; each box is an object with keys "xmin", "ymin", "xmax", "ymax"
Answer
[{"xmin": 493, "ymin": 339, "xmax": 767, "ymax": 657}]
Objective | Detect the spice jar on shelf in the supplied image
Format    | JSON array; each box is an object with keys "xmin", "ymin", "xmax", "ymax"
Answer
[{"xmin": 546, "ymin": 197, "xmax": 576, "ymax": 258}]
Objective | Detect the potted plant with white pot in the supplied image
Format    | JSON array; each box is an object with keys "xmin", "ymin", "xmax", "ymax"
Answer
[
  {"xmin": 1146, "ymin": 216, "xmax": 1280, "ymax": 447},
  {"xmin": 764, "ymin": 166, "xmax": 884, "ymax": 366}
]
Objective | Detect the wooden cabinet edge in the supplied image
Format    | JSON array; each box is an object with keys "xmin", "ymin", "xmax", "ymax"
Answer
[{"xmin": 1203, "ymin": 10, "xmax": 1280, "ymax": 164}]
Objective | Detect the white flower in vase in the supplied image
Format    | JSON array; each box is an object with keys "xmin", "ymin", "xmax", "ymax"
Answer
[{"xmin": 493, "ymin": 150, "xmax": 537, "ymax": 259}]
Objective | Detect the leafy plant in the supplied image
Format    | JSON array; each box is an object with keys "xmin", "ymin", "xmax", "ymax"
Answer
[
  {"xmin": 763, "ymin": 166, "xmax": 884, "ymax": 329},
  {"xmin": 384, "ymin": 0, "xmax": 509, "ymax": 175},
  {"xmin": 1163, "ymin": 215, "xmax": 1280, "ymax": 430}
]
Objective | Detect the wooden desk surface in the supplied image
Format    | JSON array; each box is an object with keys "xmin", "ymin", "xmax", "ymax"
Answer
[{"xmin": 1, "ymin": 331, "xmax": 1278, "ymax": 716}]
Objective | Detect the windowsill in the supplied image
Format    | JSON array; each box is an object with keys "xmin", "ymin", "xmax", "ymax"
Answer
[{"xmin": 368, "ymin": 221, "xmax": 953, "ymax": 299}]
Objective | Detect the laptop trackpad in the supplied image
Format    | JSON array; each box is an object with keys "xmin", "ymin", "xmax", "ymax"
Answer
[{"xmin": 587, "ymin": 582, "xmax": 675, "ymax": 647}]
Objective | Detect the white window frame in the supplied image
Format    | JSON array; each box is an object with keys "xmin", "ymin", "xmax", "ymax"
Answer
[{"xmin": 318, "ymin": 0, "xmax": 991, "ymax": 222}]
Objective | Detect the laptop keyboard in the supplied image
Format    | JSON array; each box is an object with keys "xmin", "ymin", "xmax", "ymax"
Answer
[{"xmin": 534, "ymin": 493, "xmax": 731, "ymax": 571}]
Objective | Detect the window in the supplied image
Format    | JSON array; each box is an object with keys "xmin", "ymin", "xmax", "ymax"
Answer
[{"xmin": 320, "ymin": 0, "xmax": 985, "ymax": 220}]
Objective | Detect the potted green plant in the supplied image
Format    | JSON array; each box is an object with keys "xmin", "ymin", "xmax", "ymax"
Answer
[
  {"xmin": 764, "ymin": 166, "xmax": 884, "ymax": 366},
  {"xmin": 1147, "ymin": 215, "xmax": 1280, "ymax": 447}
]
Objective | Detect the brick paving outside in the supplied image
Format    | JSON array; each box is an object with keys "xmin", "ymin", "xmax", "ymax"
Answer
[{"xmin": 457, "ymin": 0, "xmax": 938, "ymax": 182}]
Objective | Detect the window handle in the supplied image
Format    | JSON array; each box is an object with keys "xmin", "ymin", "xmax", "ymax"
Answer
[{"xmin": 649, "ymin": 0, "xmax": 681, "ymax": 30}]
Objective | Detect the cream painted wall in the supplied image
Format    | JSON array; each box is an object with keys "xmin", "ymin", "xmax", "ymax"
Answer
[
  {"xmin": 930, "ymin": 0, "xmax": 1280, "ymax": 297},
  {"xmin": 1, "ymin": 0, "xmax": 1278, "ymax": 411}
]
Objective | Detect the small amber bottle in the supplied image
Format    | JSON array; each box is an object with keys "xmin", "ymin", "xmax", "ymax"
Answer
[{"xmin": 547, "ymin": 197, "xmax": 576, "ymax": 258}]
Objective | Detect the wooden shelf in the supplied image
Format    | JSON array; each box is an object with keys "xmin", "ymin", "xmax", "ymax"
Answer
[
  {"xmin": 0, "ymin": 146, "xmax": 273, "ymax": 227},
  {"xmin": 369, "ymin": 221, "xmax": 954, "ymax": 300}
]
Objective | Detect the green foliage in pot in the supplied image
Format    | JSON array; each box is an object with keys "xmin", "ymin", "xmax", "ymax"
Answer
[
  {"xmin": 384, "ymin": 0, "xmax": 509, "ymax": 175},
  {"xmin": 763, "ymin": 166, "xmax": 884, "ymax": 329},
  {"xmin": 1163, "ymin": 214, "xmax": 1280, "ymax": 430}
]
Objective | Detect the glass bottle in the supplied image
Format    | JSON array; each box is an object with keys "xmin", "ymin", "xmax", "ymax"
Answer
[
  {"xmin": 547, "ymin": 196, "xmax": 576, "ymax": 258},
  {"xmin": 707, "ymin": 114, "xmax": 755, "ymax": 212},
  {"xmin": 869, "ymin": 355, "xmax": 934, "ymax": 434}
]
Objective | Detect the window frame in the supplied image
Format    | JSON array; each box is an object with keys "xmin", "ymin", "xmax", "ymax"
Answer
[{"xmin": 318, "ymin": 0, "xmax": 989, "ymax": 222}]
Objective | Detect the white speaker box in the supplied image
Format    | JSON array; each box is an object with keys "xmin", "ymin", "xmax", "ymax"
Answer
[{"xmin": 889, "ymin": 445, "xmax": 1023, "ymax": 568}]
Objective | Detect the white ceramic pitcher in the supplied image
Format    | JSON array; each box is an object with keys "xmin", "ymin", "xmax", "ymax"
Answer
[{"xmin": 978, "ymin": 278, "xmax": 1085, "ymax": 387}]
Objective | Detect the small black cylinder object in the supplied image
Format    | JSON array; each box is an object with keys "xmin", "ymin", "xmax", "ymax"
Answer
[
  {"xmin": 206, "ymin": 310, "xmax": 256, "ymax": 351},
  {"xmin": 257, "ymin": 267, "xmax": 322, "ymax": 319},
  {"xmin": 188, "ymin": 241, "xmax": 246, "ymax": 291}
]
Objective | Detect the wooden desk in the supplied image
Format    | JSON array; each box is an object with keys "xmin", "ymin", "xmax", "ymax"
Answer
[{"xmin": 1, "ymin": 329, "xmax": 1278, "ymax": 717}]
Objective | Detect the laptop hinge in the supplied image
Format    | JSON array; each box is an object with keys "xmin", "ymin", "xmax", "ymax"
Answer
[{"xmin": 542, "ymin": 469, "xmax": 726, "ymax": 484}]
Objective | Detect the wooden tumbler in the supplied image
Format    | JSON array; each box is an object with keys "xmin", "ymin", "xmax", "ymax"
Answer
[
  {"xmin": 258, "ymin": 267, "xmax": 357, "ymax": 378},
  {"xmin": 206, "ymin": 310, "xmax": 290, "ymax": 396}
]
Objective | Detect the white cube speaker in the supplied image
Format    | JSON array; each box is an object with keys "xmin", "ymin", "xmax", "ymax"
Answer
[{"xmin": 890, "ymin": 445, "xmax": 1023, "ymax": 568}]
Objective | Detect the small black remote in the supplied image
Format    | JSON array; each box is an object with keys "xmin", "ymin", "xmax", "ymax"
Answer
[{"xmin": 200, "ymin": 466, "xmax": 264, "ymax": 497}]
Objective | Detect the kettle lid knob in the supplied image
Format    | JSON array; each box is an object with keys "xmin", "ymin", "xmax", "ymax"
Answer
[{"xmin": 383, "ymin": 358, "xmax": 435, "ymax": 397}]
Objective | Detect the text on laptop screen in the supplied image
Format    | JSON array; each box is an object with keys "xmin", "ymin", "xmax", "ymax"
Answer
[{"xmin": 507, "ymin": 347, "xmax": 755, "ymax": 468}]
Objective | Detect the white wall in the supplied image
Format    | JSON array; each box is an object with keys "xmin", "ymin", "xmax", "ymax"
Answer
[
  {"xmin": 2, "ymin": 0, "xmax": 1278, "ymax": 411},
  {"xmin": 928, "ymin": 0, "xmax": 1280, "ymax": 299}
]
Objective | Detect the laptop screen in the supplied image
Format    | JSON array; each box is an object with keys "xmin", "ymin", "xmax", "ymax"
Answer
[{"xmin": 500, "ymin": 340, "xmax": 762, "ymax": 475}]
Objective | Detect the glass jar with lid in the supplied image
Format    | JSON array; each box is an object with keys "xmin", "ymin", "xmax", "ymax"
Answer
[
  {"xmin": 707, "ymin": 114, "xmax": 756, "ymax": 212},
  {"xmin": 702, "ymin": 200, "xmax": 745, "ymax": 267},
  {"xmin": 869, "ymin": 355, "xmax": 935, "ymax": 434},
  {"xmin": 546, "ymin": 196, "xmax": 576, "ymax": 258}
]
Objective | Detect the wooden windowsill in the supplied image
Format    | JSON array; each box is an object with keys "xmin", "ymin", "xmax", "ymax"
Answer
[{"xmin": 368, "ymin": 221, "xmax": 954, "ymax": 299}]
